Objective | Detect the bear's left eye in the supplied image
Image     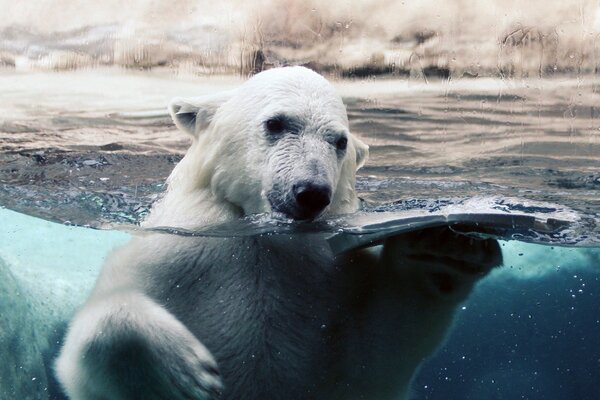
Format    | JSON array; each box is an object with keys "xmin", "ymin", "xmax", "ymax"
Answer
[
  {"xmin": 336, "ymin": 136, "xmax": 348, "ymax": 151},
  {"xmin": 265, "ymin": 118, "xmax": 285, "ymax": 135}
]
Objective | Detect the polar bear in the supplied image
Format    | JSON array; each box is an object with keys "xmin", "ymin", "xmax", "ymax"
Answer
[{"xmin": 55, "ymin": 67, "xmax": 502, "ymax": 400}]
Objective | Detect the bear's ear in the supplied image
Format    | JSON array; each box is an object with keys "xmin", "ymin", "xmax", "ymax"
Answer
[
  {"xmin": 353, "ymin": 136, "xmax": 369, "ymax": 170},
  {"xmin": 168, "ymin": 91, "xmax": 234, "ymax": 138}
]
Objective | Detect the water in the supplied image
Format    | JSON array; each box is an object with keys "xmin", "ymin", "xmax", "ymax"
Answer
[
  {"xmin": 1, "ymin": 70, "xmax": 598, "ymax": 239},
  {"xmin": 1, "ymin": 69, "xmax": 599, "ymax": 399}
]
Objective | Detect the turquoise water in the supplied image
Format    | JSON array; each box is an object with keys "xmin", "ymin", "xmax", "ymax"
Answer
[
  {"xmin": 0, "ymin": 208, "xmax": 128, "ymax": 399},
  {"xmin": 1, "ymin": 208, "xmax": 599, "ymax": 399}
]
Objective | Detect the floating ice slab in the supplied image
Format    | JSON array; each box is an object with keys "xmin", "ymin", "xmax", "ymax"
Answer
[
  {"xmin": 0, "ymin": 207, "xmax": 129, "ymax": 328},
  {"xmin": 327, "ymin": 196, "xmax": 581, "ymax": 254}
]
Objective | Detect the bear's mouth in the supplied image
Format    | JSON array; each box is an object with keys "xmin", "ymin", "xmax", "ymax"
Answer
[
  {"xmin": 273, "ymin": 205, "xmax": 327, "ymax": 221},
  {"xmin": 267, "ymin": 185, "xmax": 331, "ymax": 221}
]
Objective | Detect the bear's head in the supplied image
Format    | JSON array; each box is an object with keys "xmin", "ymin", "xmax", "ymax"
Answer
[{"xmin": 168, "ymin": 66, "xmax": 368, "ymax": 221}]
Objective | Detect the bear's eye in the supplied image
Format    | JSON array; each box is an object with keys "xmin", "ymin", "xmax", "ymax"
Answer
[
  {"xmin": 265, "ymin": 118, "xmax": 285, "ymax": 135},
  {"xmin": 336, "ymin": 136, "xmax": 348, "ymax": 151}
]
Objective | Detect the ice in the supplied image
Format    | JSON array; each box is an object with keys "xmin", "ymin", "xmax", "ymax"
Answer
[{"xmin": 0, "ymin": 208, "xmax": 129, "ymax": 399}]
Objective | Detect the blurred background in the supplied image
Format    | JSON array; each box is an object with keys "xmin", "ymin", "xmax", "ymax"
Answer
[{"xmin": 1, "ymin": 0, "xmax": 600, "ymax": 78}]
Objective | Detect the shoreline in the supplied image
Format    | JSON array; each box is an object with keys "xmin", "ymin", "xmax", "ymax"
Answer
[{"xmin": 2, "ymin": 62, "xmax": 599, "ymax": 81}]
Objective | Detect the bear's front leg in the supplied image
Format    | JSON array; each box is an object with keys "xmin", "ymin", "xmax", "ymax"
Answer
[
  {"xmin": 330, "ymin": 228, "xmax": 503, "ymax": 399},
  {"xmin": 55, "ymin": 291, "xmax": 222, "ymax": 400},
  {"xmin": 381, "ymin": 226, "xmax": 503, "ymax": 301}
]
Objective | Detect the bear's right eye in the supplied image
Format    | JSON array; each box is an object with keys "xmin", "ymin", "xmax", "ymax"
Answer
[
  {"xmin": 265, "ymin": 118, "xmax": 285, "ymax": 135},
  {"xmin": 336, "ymin": 136, "xmax": 348, "ymax": 151}
]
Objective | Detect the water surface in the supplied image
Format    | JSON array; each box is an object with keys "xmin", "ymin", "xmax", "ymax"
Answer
[{"xmin": 0, "ymin": 70, "xmax": 598, "ymax": 241}]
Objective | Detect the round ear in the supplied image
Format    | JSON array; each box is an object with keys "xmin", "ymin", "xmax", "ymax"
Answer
[
  {"xmin": 352, "ymin": 135, "xmax": 369, "ymax": 170},
  {"xmin": 168, "ymin": 90, "xmax": 235, "ymax": 138}
]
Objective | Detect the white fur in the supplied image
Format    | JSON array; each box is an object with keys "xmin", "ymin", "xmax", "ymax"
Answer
[{"xmin": 56, "ymin": 67, "xmax": 501, "ymax": 400}]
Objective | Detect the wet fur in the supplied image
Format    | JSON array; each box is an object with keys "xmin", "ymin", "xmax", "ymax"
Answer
[{"xmin": 55, "ymin": 67, "xmax": 502, "ymax": 400}]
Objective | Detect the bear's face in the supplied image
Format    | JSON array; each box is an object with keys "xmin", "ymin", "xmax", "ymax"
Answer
[
  {"xmin": 169, "ymin": 67, "xmax": 368, "ymax": 220},
  {"xmin": 260, "ymin": 110, "xmax": 349, "ymax": 220}
]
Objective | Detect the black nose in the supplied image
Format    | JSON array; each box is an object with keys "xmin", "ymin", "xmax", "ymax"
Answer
[{"xmin": 293, "ymin": 182, "xmax": 332, "ymax": 219}]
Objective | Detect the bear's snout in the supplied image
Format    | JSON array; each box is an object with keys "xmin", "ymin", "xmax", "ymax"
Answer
[{"xmin": 292, "ymin": 181, "xmax": 331, "ymax": 220}]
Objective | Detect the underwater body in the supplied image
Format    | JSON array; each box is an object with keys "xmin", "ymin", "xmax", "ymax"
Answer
[{"xmin": 0, "ymin": 69, "xmax": 599, "ymax": 399}]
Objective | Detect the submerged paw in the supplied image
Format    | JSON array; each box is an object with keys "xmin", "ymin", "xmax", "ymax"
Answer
[{"xmin": 386, "ymin": 227, "xmax": 503, "ymax": 274}]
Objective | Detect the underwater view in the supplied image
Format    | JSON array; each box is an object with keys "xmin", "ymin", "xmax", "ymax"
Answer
[{"xmin": 1, "ymin": 1, "xmax": 599, "ymax": 399}]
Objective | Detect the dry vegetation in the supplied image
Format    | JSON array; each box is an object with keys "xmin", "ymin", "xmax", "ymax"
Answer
[{"xmin": 1, "ymin": 0, "xmax": 599, "ymax": 78}]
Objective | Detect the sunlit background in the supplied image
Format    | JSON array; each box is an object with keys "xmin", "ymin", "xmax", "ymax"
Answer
[{"xmin": 2, "ymin": 0, "xmax": 600, "ymax": 77}]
